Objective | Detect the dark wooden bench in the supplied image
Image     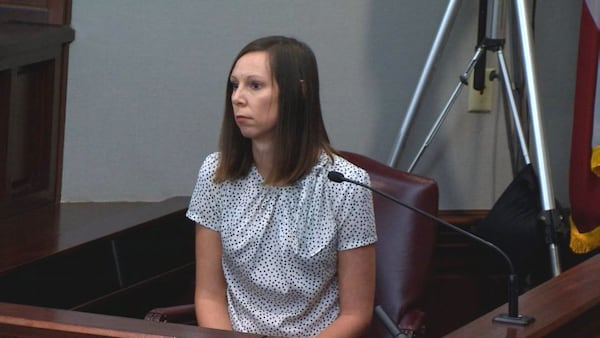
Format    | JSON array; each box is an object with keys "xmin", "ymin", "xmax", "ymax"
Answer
[{"xmin": 0, "ymin": 196, "xmax": 195, "ymax": 318}]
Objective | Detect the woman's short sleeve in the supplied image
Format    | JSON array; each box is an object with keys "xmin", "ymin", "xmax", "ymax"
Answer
[
  {"xmin": 186, "ymin": 153, "xmax": 221, "ymax": 231},
  {"xmin": 329, "ymin": 158, "xmax": 377, "ymax": 251}
]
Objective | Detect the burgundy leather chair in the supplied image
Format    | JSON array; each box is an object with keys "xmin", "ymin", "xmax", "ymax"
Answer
[{"xmin": 145, "ymin": 151, "xmax": 439, "ymax": 338}]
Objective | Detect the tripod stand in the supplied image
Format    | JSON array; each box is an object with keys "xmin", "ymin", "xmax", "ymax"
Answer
[{"xmin": 388, "ymin": 0, "xmax": 562, "ymax": 276}]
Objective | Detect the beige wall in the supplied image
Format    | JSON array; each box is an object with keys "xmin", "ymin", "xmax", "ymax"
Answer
[{"xmin": 63, "ymin": 0, "xmax": 581, "ymax": 209}]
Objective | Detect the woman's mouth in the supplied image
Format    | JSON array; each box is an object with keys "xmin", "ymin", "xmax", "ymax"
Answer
[{"xmin": 235, "ymin": 115, "xmax": 250, "ymax": 123}]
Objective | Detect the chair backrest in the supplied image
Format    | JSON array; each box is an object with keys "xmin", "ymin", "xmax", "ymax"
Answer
[{"xmin": 340, "ymin": 151, "xmax": 439, "ymax": 337}]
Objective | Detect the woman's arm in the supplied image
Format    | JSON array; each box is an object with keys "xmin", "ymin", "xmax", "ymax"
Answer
[
  {"xmin": 194, "ymin": 225, "xmax": 233, "ymax": 331},
  {"xmin": 317, "ymin": 244, "xmax": 376, "ymax": 338}
]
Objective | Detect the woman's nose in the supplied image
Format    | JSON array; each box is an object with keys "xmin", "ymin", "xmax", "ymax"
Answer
[{"xmin": 231, "ymin": 88, "xmax": 244, "ymax": 106}]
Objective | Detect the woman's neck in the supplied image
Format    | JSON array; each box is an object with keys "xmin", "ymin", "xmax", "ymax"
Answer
[{"xmin": 252, "ymin": 141, "xmax": 274, "ymax": 179}]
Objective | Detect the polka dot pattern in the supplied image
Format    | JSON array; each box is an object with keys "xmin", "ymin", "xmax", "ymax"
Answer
[{"xmin": 187, "ymin": 151, "xmax": 377, "ymax": 337}]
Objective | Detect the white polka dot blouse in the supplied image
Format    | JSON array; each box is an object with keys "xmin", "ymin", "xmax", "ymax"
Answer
[{"xmin": 187, "ymin": 151, "xmax": 377, "ymax": 337}]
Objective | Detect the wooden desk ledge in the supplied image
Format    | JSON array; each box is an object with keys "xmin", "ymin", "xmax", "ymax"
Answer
[
  {"xmin": 0, "ymin": 302, "xmax": 266, "ymax": 338},
  {"xmin": 445, "ymin": 253, "xmax": 600, "ymax": 338}
]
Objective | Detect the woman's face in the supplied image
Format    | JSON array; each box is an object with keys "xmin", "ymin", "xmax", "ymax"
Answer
[{"xmin": 229, "ymin": 51, "xmax": 279, "ymax": 144}]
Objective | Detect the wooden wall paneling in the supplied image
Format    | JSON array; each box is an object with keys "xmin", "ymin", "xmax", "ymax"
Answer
[
  {"xmin": 9, "ymin": 59, "xmax": 56, "ymax": 205},
  {"xmin": 0, "ymin": 69, "xmax": 9, "ymax": 205},
  {"xmin": 424, "ymin": 210, "xmax": 508, "ymax": 337},
  {"xmin": 0, "ymin": 0, "xmax": 72, "ymax": 218},
  {"xmin": 0, "ymin": 0, "xmax": 73, "ymax": 206},
  {"xmin": 47, "ymin": 0, "xmax": 71, "ymax": 25},
  {"xmin": 53, "ymin": 22, "xmax": 71, "ymax": 204},
  {"xmin": 0, "ymin": 0, "xmax": 71, "ymax": 25},
  {"xmin": 0, "ymin": 23, "xmax": 73, "ymax": 218}
]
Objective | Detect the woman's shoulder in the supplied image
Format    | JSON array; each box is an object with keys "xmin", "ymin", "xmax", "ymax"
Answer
[
  {"xmin": 196, "ymin": 152, "xmax": 220, "ymax": 178},
  {"xmin": 328, "ymin": 153, "xmax": 369, "ymax": 182},
  {"xmin": 201, "ymin": 152, "xmax": 220, "ymax": 168},
  {"xmin": 205, "ymin": 151, "xmax": 220, "ymax": 162}
]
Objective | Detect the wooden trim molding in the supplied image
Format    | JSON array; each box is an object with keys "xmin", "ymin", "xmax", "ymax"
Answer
[
  {"xmin": 0, "ymin": 0, "xmax": 71, "ymax": 25},
  {"xmin": 439, "ymin": 209, "xmax": 489, "ymax": 228},
  {"xmin": 0, "ymin": 0, "xmax": 73, "ymax": 217}
]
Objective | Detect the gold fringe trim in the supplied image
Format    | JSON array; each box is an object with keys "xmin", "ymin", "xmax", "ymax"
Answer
[
  {"xmin": 570, "ymin": 216, "xmax": 600, "ymax": 254},
  {"xmin": 592, "ymin": 146, "xmax": 600, "ymax": 177}
]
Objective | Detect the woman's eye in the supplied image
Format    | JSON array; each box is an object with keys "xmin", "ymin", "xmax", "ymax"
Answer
[
  {"xmin": 250, "ymin": 81, "xmax": 263, "ymax": 90},
  {"xmin": 229, "ymin": 81, "xmax": 239, "ymax": 89}
]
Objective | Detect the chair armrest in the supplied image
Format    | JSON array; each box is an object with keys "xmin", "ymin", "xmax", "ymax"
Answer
[
  {"xmin": 144, "ymin": 304, "xmax": 197, "ymax": 325},
  {"xmin": 398, "ymin": 309, "xmax": 426, "ymax": 338}
]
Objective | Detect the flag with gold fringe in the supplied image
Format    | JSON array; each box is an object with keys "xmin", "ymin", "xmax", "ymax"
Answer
[{"xmin": 570, "ymin": 0, "xmax": 600, "ymax": 254}]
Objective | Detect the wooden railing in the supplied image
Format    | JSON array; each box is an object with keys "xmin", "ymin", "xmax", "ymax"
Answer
[{"xmin": 445, "ymin": 252, "xmax": 600, "ymax": 337}]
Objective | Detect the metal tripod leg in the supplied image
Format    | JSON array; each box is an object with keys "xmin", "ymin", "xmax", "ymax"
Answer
[
  {"xmin": 406, "ymin": 44, "xmax": 533, "ymax": 185},
  {"xmin": 390, "ymin": 0, "xmax": 562, "ymax": 276},
  {"xmin": 387, "ymin": 0, "xmax": 463, "ymax": 168},
  {"xmin": 407, "ymin": 46, "xmax": 486, "ymax": 173},
  {"xmin": 496, "ymin": 48, "xmax": 531, "ymax": 165},
  {"xmin": 513, "ymin": 0, "xmax": 561, "ymax": 276}
]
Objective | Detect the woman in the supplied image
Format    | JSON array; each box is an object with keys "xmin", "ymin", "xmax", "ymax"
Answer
[{"xmin": 187, "ymin": 36, "xmax": 377, "ymax": 337}]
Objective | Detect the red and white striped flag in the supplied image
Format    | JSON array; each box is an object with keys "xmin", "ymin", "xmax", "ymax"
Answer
[{"xmin": 569, "ymin": 0, "xmax": 600, "ymax": 253}]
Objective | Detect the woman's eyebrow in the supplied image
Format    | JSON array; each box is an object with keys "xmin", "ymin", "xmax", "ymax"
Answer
[{"xmin": 230, "ymin": 72, "xmax": 266, "ymax": 80}]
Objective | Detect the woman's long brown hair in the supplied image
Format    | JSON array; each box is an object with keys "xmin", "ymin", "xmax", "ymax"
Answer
[{"xmin": 214, "ymin": 36, "xmax": 337, "ymax": 186}]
